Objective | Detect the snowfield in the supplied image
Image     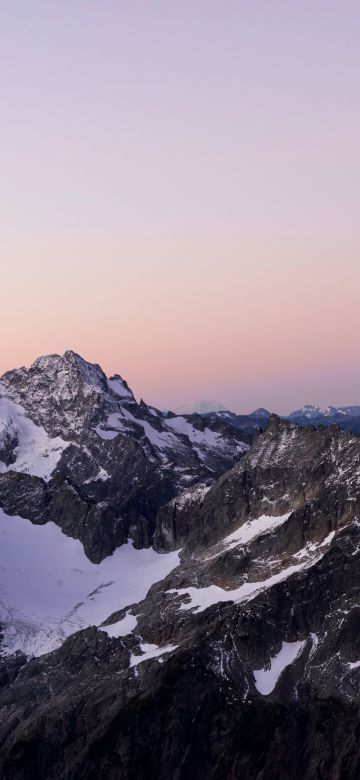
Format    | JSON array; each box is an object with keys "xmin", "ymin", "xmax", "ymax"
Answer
[
  {"xmin": 0, "ymin": 394, "xmax": 68, "ymax": 481},
  {"xmin": 0, "ymin": 510, "xmax": 180, "ymax": 657},
  {"xmin": 253, "ymin": 640, "xmax": 306, "ymax": 694}
]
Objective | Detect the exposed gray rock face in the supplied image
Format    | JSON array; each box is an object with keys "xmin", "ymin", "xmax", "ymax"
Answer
[
  {"xmin": 0, "ymin": 424, "xmax": 18, "ymax": 467},
  {"xmin": 0, "ymin": 351, "xmax": 251, "ymax": 561},
  {"xmin": 155, "ymin": 414, "xmax": 360, "ymax": 551},
  {"xmin": 2, "ymin": 417, "xmax": 360, "ymax": 776}
]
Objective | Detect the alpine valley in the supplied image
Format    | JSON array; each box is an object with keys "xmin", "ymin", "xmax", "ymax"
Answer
[{"xmin": 2, "ymin": 352, "xmax": 360, "ymax": 778}]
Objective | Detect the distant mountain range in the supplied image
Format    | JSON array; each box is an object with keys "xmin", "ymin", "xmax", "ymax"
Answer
[
  {"xmin": 286, "ymin": 403, "xmax": 360, "ymax": 433},
  {"xmin": 176, "ymin": 400, "xmax": 360, "ymax": 434}
]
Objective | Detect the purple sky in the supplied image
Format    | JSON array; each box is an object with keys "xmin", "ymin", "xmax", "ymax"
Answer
[{"xmin": 1, "ymin": 2, "xmax": 360, "ymax": 412}]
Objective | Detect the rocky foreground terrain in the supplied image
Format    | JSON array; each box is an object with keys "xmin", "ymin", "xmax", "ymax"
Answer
[{"xmin": 1, "ymin": 354, "xmax": 360, "ymax": 778}]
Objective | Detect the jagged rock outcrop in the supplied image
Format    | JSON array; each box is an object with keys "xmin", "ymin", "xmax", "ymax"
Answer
[
  {"xmin": 155, "ymin": 414, "xmax": 360, "ymax": 551},
  {"xmin": 0, "ymin": 351, "xmax": 251, "ymax": 561},
  {"xmin": 3, "ymin": 402, "xmax": 360, "ymax": 776}
]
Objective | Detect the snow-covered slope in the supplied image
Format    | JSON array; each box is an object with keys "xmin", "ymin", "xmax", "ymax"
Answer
[
  {"xmin": 0, "ymin": 395, "xmax": 68, "ymax": 480},
  {"xmin": 0, "ymin": 509, "xmax": 179, "ymax": 657}
]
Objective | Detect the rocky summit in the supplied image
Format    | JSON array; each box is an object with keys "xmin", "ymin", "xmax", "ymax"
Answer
[
  {"xmin": 1, "ymin": 355, "xmax": 360, "ymax": 778},
  {"xmin": 0, "ymin": 351, "xmax": 250, "ymax": 561}
]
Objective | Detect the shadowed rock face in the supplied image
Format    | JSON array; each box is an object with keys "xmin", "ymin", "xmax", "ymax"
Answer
[
  {"xmin": 4, "ymin": 393, "xmax": 360, "ymax": 776},
  {"xmin": 2, "ymin": 525, "xmax": 360, "ymax": 780},
  {"xmin": 0, "ymin": 351, "xmax": 252, "ymax": 561},
  {"xmin": 2, "ymin": 641, "xmax": 360, "ymax": 780},
  {"xmin": 155, "ymin": 415, "xmax": 360, "ymax": 551}
]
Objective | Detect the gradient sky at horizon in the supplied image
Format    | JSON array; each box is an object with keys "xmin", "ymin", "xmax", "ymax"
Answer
[{"xmin": 1, "ymin": 1, "xmax": 360, "ymax": 413}]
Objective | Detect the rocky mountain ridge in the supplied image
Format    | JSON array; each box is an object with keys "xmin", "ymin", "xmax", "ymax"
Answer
[
  {"xmin": 1, "ymin": 414, "xmax": 360, "ymax": 776},
  {"xmin": 173, "ymin": 401, "xmax": 360, "ymax": 435},
  {"xmin": 2, "ymin": 355, "xmax": 360, "ymax": 777},
  {"xmin": 288, "ymin": 403, "xmax": 360, "ymax": 420},
  {"xmin": 286, "ymin": 404, "xmax": 360, "ymax": 435},
  {"xmin": 0, "ymin": 351, "xmax": 251, "ymax": 561}
]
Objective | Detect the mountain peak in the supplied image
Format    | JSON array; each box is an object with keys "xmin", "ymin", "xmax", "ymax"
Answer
[
  {"xmin": 265, "ymin": 412, "xmax": 288, "ymax": 432},
  {"xmin": 1, "ymin": 350, "xmax": 112, "ymax": 437},
  {"xmin": 250, "ymin": 407, "xmax": 271, "ymax": 418},
  {"xmin": 29, "ymin": 350, "xmax": 108, "ymax": 391}
]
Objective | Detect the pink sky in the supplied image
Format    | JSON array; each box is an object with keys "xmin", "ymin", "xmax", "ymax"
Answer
[{"xmin": 1, "ymin": 2, "xmax": 360, "ymax": 413}]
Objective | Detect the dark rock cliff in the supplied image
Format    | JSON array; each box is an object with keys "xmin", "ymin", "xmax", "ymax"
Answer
[{"xmin": 1, "ymin": 418, "xmax": 360, "ymax": 776}]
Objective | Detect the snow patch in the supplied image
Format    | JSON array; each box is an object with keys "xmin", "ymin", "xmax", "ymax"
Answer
[
  {"xmin": 0, "ymin": 394, "xmax": 68, "ymax": 481},
  {"xmin": 107, "ymin": 378, "xmax": 133, "ymax": 400},
  {"xmin": 121, "ymin": 408, "xmax": 178, "ymax": 450},
  {"xmin": 99, "ymin": 610, "xmax": 138, "ymax": 638},
  {"xmin": 129, "ymin": 642, "xmax": 178, "ymax": 667},
  {"xmin": 253, "ymin": 640, "xmax": 306, "ymax": 695},
  {"xmin": 84, "ymin": 467, "xmax": 110, "ymax": 484},
  {"xmin": 221, "ymin": 514, "xmax": 291, "ymax": 552},
  {"xmin": 166, "ymin": 416, "xmax": 223, "ymax": 448},
  {"xmin": 169, "ymin": 484, "xmax": 211, "ymax": 510},
  {"xmin": 95, "ymin": 413, "xmax": 126, "ymax": 440},
  {"xmin": 320, "ymin": 530, "xmax": 335, "ymax": 546}
]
